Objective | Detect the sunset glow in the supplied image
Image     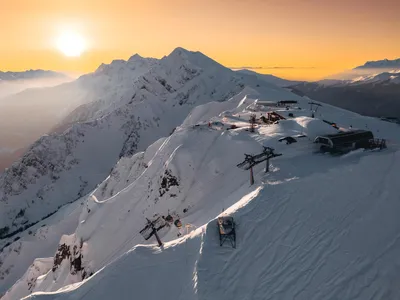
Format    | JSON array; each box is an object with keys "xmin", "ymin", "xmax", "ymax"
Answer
[
  {"xmin": 56, "ymin": 31, "xmax": 86, "ymax": 57},
  {"xmin": 1, "ymin": 0, "xmax": 399, "ymax": 80}
]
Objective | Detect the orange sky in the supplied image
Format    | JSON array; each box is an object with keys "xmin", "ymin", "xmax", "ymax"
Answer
[{"xmin": 1, "ymin": 0, "xmax": 399, "ymax": 80}]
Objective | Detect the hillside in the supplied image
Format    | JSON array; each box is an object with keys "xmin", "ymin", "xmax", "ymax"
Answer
[{"xmin": 2, "ymin": 78, "xmax": 400, "ymax": 299}]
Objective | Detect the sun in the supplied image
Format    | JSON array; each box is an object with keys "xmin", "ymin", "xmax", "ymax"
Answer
[{"xmin": 56, "ymin": 31, "xmax": 86, "ymax": 57}]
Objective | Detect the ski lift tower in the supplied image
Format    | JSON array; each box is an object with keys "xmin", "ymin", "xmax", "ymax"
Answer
[
  {"xmin": 139, "ymin": 217, "xmax": 166, "ymax": 247},
  {"xmin": 236, "ymin": 146, "xmax": 282, "ymax": 185},
  {"xmin": 308, "ymin": 102, "xmax": 322, "ymax": 118}
]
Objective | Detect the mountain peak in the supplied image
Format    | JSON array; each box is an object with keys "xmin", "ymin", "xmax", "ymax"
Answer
[
  {"xmin": 169, "ymin": 47, "xmax": 195, "ymax": 56},
  {"xmin": 128, "ymin": 53, "xmax": 144, "ymax": 62},
  {"xmin": 163, "ymin": 47, "xmax": 225, "ymax": 70}
]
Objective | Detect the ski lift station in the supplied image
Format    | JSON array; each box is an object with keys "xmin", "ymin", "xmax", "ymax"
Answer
[
  {"xmin": 314, "ymin": 130, "xmax": 386, "ymax": 153},
  {"xmin": 256, "ymin": 100, "xmax": 278, "ymax": 107},
  {"xmin": 277, "ymin": 100, "xmax": 298, "ymax": 106}
]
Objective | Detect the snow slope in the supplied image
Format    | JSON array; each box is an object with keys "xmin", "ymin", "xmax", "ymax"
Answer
[
  {"xmin": 25, "ymin": 147, "xmax": 400, "ymax": 300},
  {"xmin": 0, "ymin": 48, "xmax": 302, "ymax": 295},
  {"xmin": 4, "ymin": 83, "xmax": 400, "ymax": 299}
]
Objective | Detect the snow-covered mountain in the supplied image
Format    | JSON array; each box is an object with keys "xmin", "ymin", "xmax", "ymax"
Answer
[
  {"xmin": 0, "ymin": 48, "xmax": 301, "ymax": 296},
  {"xmin": 314, "ymin": 70, "xmax": 400, "ymax": 87},
  {"xmin": 0, "ymin": 47, "xmax": 296, "ymax": 239},
  {"xmin": 351, "ymin": 70, "xmax": 400, "ymax": 85},
  {"xmin": 3, "ymin": 83, "xmax": 400, "ymax": 300},
  {"xmin": 1, "ymin": 48, "xmax": 400, "ymax": 300},
  {"xmin": 354, "ymin": 58, "xmax": 400, "ymax": 70},
  {"xmin": 0, "ymin": 54, "xmax": 157, "ymax": 172},
  {"xmin": 320, "ymin": 58, "xmax": 400, "ymax": 81},
  {"xmin": 235, "ymin": 69, "xmax": 301, "ymax": 87},
  {"xmin": 290, "ymin": 68, "xmax": 400, "ymax": 118}
]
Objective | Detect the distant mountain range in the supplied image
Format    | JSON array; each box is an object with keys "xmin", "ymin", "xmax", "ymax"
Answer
[
  {"xmin": 286, "ymin": 58, "xmax": 400, "ymax": 119},
  {"xmin": 0, "ymin": 69, "xmax": 71, "ymax": 99},
  {"xmin": 235, "ymin": 69, "xmax": 302, "ymax": 87},
  {"xmin": 0, "ymin": 69, "xmax": 67, "ymax": 81}
]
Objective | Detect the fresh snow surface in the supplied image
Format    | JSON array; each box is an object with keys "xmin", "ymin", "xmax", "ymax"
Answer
[{"xmin": 3, "ymin": 82, "xmax": 400, "ymax": 300}]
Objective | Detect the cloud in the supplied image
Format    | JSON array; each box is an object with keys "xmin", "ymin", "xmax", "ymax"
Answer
[
  {"xmin": 230, "ymin": 66, "xmax": 264, "ymax": 70},
  {"xmin": 230, "ymin": 66, "xmax": 317, "ymax": 70}
]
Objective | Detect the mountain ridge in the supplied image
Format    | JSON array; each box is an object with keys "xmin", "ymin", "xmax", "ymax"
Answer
[{"xmin": 354, "ymin": 58, "xmax": 400, "ymax": 70}]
